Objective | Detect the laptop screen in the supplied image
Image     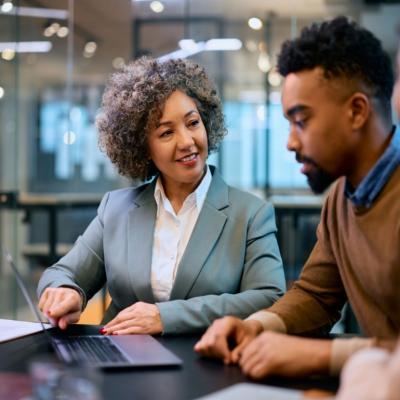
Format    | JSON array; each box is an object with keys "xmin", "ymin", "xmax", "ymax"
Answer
[{"xmin": 1, "ymin": 245, "xmax": 53, "ymax": 342}]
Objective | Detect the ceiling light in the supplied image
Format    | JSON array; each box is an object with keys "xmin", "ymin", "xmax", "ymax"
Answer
[
  {"xmin": 43, "ymin": 26, "xmax": 55, "ymax": 37},
  {"xmin": 160, "ymin": 38, "xmax": 242, "ymax": 62},
  {"xmin": 0, "ymin": 86, "xmax": 4, "ymax": 99},
  {"xmin": 159, "ymin": 48, "xmax": 198, "ymax": 62},
  {"xmin": 248, "ymin": 17, "xmax": 263, "ymax": 30},
  {"xmin": 84, "ymin": 41, "xmax": 97, "ymax": 54},
  {"xmin": 268, "ymin": 70, "xmax": 282, "ymax": 87},
  {"xmin": 1, "ymin": 1, "xmax": 13, "ymax": 13},
  {"xmin": 57, "ymin": 26, "xmax": 69, "ymax": 38},
  {"xmin": 83, "ymin": 51, "xmax": 94, "ymax": 59},
  {"xmin": 0, "ymin": 6, "xmax": 68, "ymax": 19},
  {"xmin": 1, "ymin": 49, "xmax": 15, "ymax": 61},
  {"xmin": 257, "ymin": 52, "xmax": 271, "ymax": 73},
  {"xmin": 205, "ymin": 38, "xmax": 242, "ymax": 51},
  {"xmin": 0, "ymin": 41, "xmax": 52, "ymax": 53},
  {"xmin": 178, "ymin": 39, "xmax": 198, "ymax": 51},
  {"xmin": 50, "ymin": 22, "xmax": 60, "ymax": 31},
  {"xmin": 150, "ymin": 1, "xmax": 164, "ymax": 13},
  {"xmin": 63, "ymin": 131, "xmax": 76, "ymax": 145},
  {"xmin": 83, "ymin": 41, "xmax": 97, "ymax": 58},
  {"xmin": 112, "ymin": 57, "xmax": 125, "ymax": 69}
]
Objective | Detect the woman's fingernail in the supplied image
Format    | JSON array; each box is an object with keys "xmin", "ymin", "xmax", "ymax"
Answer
[{"xmin": 99, "ymin": 328, "xmax": 106, "ymax": 334}]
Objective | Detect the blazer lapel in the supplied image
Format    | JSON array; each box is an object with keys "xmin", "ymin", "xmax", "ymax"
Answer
[
  {"xmin": 127, "ymin": 182, "xmax": 157, "ymax": 303},
  {"xmin": 170, "ymin": 168, "xmax": 229, "ymax": 300}
]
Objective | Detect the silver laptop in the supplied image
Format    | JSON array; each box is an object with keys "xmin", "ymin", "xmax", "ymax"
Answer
[{"xmin": 2, "ymin": 246, "xmax": 182, "ymax": 368}]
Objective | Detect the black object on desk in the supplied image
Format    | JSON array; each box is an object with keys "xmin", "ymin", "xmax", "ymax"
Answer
[{"xmin": 0, "ymin": 324, "xmax": 339, "ymax": 400}]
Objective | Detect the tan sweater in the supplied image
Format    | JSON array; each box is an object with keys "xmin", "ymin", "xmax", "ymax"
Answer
[{"xmin": 248, "ymin": 165, "xmax": 400, "ymax": 372}]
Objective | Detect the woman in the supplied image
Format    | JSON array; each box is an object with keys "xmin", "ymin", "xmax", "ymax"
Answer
[{"xmin": 37, "ymin": 57, "xmax": 285, "ymax": 335}]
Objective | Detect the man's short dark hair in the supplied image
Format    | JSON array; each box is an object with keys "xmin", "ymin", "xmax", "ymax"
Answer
[{"xmin": 277, "ymin": 16, "xmax": 394, "ymax": 120}]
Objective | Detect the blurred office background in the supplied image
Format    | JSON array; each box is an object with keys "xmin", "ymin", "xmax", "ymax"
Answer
[{"xmin": 0, "ymin": 0, "xmax": 399, "ymax": 331}]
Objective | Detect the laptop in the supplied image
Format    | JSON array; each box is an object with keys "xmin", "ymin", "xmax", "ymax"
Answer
[{"xmin": 1, "ymin": 246, "xmax": 182, "ymax": 368}]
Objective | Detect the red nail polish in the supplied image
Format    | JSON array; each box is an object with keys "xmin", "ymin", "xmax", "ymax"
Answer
[{"xmin": 99, "ymin": 328, "xmax": 106, "ymax": 334}]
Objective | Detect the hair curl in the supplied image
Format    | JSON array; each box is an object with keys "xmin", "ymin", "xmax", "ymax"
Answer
[
  {"xmin": 277, "ymin": 16, "xmax": 394, "ymax": 120},
  {"xmin": 96, "ymin": 57, "xmax": 227, "ymax": 180}
]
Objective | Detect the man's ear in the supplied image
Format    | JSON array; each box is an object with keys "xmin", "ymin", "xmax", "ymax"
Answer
[{"xmin": 347, "ymin": 92, "xmax": 371, "ymax": 130}]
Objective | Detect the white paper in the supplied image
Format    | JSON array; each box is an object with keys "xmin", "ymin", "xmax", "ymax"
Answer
[
  {"xmin": 0, "ymin": 319, "xmax": 51, "ymax": 343},
  {"xmin": 196, "ymin": 383, "xmax": 303, "ymax": 400}
]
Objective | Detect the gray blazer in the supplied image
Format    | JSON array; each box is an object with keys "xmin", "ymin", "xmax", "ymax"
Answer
[{"xmin": 38, "ymin": 167, "xmax": 285, "ymax": 334}]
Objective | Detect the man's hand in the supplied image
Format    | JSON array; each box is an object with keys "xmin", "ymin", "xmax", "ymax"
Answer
[
  {"xmin": 239, "ymin": 331, "xmax": 331, "ymax": 379},
  {"xmin": 38, "ymin": 287, "xmax": 83, "ymax": 330},
  {"xmin": 102, "ymin": 302, "xmax": 163, "ymax": 335},
  {"xmin": 194, "ymin": 316, "xmax": 263, "ymax": 364}
]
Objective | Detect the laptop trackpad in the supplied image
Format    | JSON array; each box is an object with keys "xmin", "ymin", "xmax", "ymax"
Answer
[{"xmin": 110, "ymin": 335, "xmax": 182, "ymax": 366}]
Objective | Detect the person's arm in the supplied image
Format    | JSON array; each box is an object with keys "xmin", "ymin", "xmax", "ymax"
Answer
[
  {"xmin": 37, "ymin": 193, "xmax": 109, "ymax": 310},
  {"xmin": 194, "ymin": 316, "xmax": 263, "ymax": 364},
  {"xmin": 38, "ymin": 286, "xmax": 83, "ymax": 329},
  {"xmin": 260, "ymin": 193, "xmax": 347, "ymax": 337},
  {"xmin": 197, "ymin": 191, "xmax": 351, "ymax": 375},
  {"xmin": 157, "ymin": 202, "xmax": 286, "ymax": 334}
]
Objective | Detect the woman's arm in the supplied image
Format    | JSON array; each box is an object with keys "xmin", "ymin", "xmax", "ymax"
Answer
[{"xmin": 37, "ymin": 193, "xmax": 110, "ymax": 310}]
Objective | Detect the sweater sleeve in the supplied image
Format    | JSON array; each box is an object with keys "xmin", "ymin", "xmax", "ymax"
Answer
[
  {"xmin": 37, "ymin": 193, "xmax": 109, "ymax": 308},
  {"xmin": 245, "ymin": 311, "xmax": 379, "ymax": 375},
  {"xmin": 265, "ymin": 193, "xmax": 348, "ymax": 336}
]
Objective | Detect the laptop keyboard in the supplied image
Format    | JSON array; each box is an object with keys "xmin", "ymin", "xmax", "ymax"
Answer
[{"xmin": 54, "ymin": 336, "xmax": 129, "ymax": 364}]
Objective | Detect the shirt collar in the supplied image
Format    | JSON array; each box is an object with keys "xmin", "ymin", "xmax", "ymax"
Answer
[
  {"xmin": 154, "ymin": 165, "xmax": 212, "ymax": 214},
  {"xmin": 345, "ymin": 125, "xmax": 400, "ymax": 207}
]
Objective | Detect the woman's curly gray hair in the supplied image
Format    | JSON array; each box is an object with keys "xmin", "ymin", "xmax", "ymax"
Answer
[{"xmin": 96, "ymin": 57, "xmax": 227, "ymax": 180}]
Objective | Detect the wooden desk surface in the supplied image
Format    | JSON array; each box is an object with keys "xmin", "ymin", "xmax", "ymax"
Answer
[{"xmin": 0, "ymin": 324, "xmax": 338, "ymax": 400}]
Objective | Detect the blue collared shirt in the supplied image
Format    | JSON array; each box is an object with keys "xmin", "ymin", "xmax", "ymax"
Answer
[{"xmin": 345, "ymin": 125, "xmax": 400, "ymax": 208}]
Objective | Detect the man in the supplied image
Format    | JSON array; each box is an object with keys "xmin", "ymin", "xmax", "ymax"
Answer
[
  {"xmin": 335, "ymin": 30, "xmax": 400, "ymax": 400},
  {"xmin": 195, "ymin": 16, "xmax": 400, "ymax": 378}
]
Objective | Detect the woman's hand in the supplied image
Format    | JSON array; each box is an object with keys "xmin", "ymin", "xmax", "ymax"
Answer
[
  {"xmin": 102, "ymin": 302, "xmax": 163, "ymax": 335},
  {"xmin": 38, "ymin": 287, "xmax": 83, "ymax": 330}
]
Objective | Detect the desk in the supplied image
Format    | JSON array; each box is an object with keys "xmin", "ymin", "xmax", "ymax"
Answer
[
  {"xmin": 269, "ymin": 195, "xmax": 324, "ymax": 230},
  {"xmin": 0, "ymin": 192, "xmax": 102, "ymax": 264},
  {"xmin": 269, "ymin": 195, "xmax": 324, "ymax": 283},
  {"xmin": 0, "ymin": 324, "xmax": 339, "ymax": 400}
]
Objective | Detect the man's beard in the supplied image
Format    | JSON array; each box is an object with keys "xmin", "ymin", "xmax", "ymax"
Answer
[{"xmin": 296, "ymin": 153, "xmax": 335, "ymax": 194}]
